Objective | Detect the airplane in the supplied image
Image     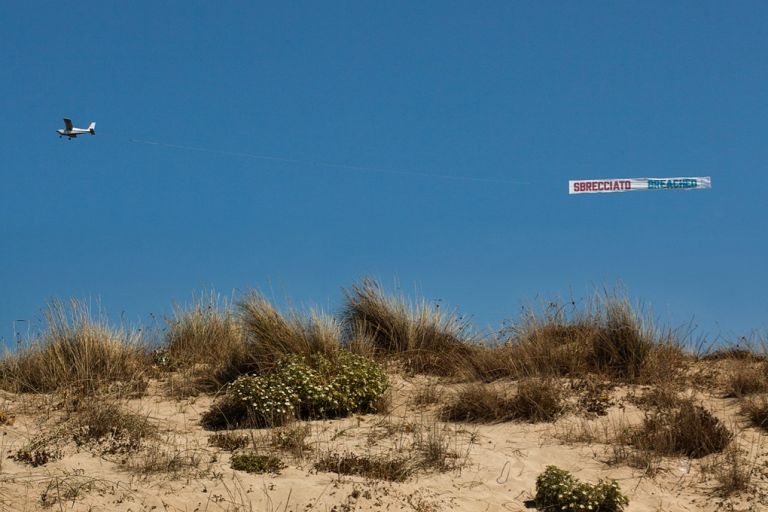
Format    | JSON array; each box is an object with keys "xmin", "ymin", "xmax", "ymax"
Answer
[{"xmin": 57, "ymin": 118, "xmax": 96, "ymax": 139}]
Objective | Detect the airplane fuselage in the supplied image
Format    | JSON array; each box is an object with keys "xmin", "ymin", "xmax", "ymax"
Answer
[
  {"xmin": 57, "ymin": 119, "xmax": 95, "ymax": 139},
  {"xmin": 57, "ymin": 128, "xmax": 94, "ymax": 139}
]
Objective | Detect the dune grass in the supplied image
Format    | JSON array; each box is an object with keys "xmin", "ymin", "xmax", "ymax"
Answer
[
  {"xmin": 441, "ymin": 378, "xmax": 564, "ymax": 423},
  {"xmin": 341, "ymin": 279, "xmax": 475, "ymax": 376},
  {"xmin": 489, "ymin": 293, "xmax": 682, "ymax": 383},
  {"xmin": 0, "ymin": 300, "xmax": 146, "ymax": 395},
  {"xmin": 235, "ymin": 292, "xmax": 340, "ymax": 373},
  {"xmin": 165, "ymin": 292, "xmax": 245, "ymax": 369},
  {"xmin": 632, "ymin": 396, "xmax": 732, "ymax": 458},
  {"xmin": 742, "ymin": 397, "xmax": 768, "ymax": 431}
]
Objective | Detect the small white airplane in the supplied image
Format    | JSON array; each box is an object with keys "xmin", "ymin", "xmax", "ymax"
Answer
[{"xmin": 57, "ymin": 118, "xmax": 96, "ymax": 139}]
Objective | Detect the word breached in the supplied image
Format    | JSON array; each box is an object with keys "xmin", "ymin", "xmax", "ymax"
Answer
[{"xmin": 569, "ymin": 177, "xmax": 711, "ymax": 195}]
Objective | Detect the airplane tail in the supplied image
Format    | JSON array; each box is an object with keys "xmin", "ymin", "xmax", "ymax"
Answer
[{"xmin": 88, "ymin": 122, "xmax": 96, "ymax": 135}]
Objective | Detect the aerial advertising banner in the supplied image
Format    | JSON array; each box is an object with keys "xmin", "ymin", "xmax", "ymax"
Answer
[{"xmin": 569, "ymin": 176, "xmax": 711, "ymax": 195}]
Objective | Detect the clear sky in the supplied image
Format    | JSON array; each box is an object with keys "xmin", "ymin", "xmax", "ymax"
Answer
[{"xmin": 1, "ymin": 2, "xmax": 766, "ymax": 346}]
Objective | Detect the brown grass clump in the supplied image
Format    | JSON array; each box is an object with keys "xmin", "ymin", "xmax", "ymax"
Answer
[
  {"xmin": 235, "ymin": 292, "xmax": 340, "ymax": 375},
  {"xmin": 725, "ymin": 368, "xmax": 767, "ymax": 398},
  {"xmin": 208, "ymin": 432, "xmax": 249, "ymax": 451},
  {"xmin": 501, "ymin": 305, "xmax": 596, "ymax": 379},
  {"xmin": 271, "ymin": 423, "xmax": 312, "ymax": 458},
  {"xmin": 703, "ymin": 445, "xmax": 755, "ymax": 496},
  {"xmin": 0, "ymin": 300, "xmax": 146, "ymax": 395},
  {"xmin": 0, "ymin": 407, "xmax": 14, "ymax": 425},
  {"xmin": 441, "ymin": 384, "xmax": 515, "ymax": 423},
  {"xmin": 164, "ymin": 293, "xmax": 245, "ymax": 384},
  {"xmin": 633, "ymin": 398, "xmax": 732, "ymax": 458},
  {"xmin": 496, "ymin": 293, "xmax": 671, "ymax": 383},
  {"xmin": 511, "ymin": 378, "xmax": 565, "ymax": 423},
  {"xmin": 701, "ymin": 343, "xmax": 766, "ymax": 362},
  {"xmin": 412, "ymin": 381, "xmax": 443, "ymax": 406},
  {"xmin": 315, "ymin": 451, "xmax": 414, "ymax": 482},
  {"xmin": 412, "ymin": 422, "xmax": 463, "ymax": 471},
  {"xmin": 637, "ymin": 339, "xmax": 688, "ymax": 385},
  {"xmin": 231, "ymin": 452, "xmax": 286, "ymax": 474},
  {"xmin": 588, "ymin": 296, "xmax": 653, "ymax": 381},
  {"xmin": 125, "ymin": 443, "xmax": 207, "ymax": 477},
  {"xmin": 342, "ymin": 279, "xmax": 474, "ymax": 376},
  {"xmin": 741, "ymin": 397, "xmax": 768, "ymax": 431},
  {"xmin": 630, "ymin": 387, "xmax": 681, "ymax": 410},
  {"xmin": 14, "ymin": 431, "xmax": 65, "ymax": 467},
  {"xmin": 71, "ymin": 401, "xmax": 155, "ymax": 454},
  {"xmin": 441, "ymin": 379, "xmax": 563, "ymax": 423}
]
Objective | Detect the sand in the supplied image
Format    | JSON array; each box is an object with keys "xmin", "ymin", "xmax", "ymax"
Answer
[{"xmin": 1, "ymin": 368, "xmax": 767, "ymax": 512}]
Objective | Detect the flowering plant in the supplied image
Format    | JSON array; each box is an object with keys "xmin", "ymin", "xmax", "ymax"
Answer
[
  {"xmin": 535, "ymin": 466, "xmax": 628, "ymax": 512},
  {"xmin": 224, "ymin": 352, "xmax": 388, "ymax": 426}
]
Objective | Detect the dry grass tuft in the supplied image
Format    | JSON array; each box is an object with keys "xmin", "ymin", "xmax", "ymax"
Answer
[
  {"xmin": 494, "ymin": 293, "xmax": 674, "ymax": 383},
  {"xmin": 441, "ymin": 384, "xmax": 515, "ymax": 423},
  {"xmin": 39, "ymin": 475, "xmax": 112, "ymax": 508},
  {"xmin": 588, "ymin": 296, "xmax": 654, "ymax": 381},
  {"xmin": 412, "ymin": 423, "xmax": 463, "ymax": 471},
  {"xmin": 342, "ymin": 279, "xmax": 473, "ymax": 376},
  {"xmin": 208, "ymin": 431, "xmax": 249, "ymax": 451},
  {"xmin": 125, "ymin": 443, "xmax": 206, "ymax": 477},
  {"xmin": 231, "ymin": 452, "xmax": 286, "ymax": 474},
  {"xmin": 703, "ymin": 445, "xmax": 755, "ymax": 496},
  {"xmin": 315, "ymin": 451, "xmax": 414, "ymax": 482},
  {"xmin": 701, "ymin": 344, "xmax": 766, "ymax": 362},
  {"xmin": 442, "ymin": 379, "xmax": 564, "ymax": 423},
  {"xmin": 271, "ymin": 422, "xmax": 312, "ymax": 458},
  {"xmin": 725, "ymin": 368, "xmax": 768, "ymax": 398},
  {"xmin": 501, "ymin": 306, "xmax": 595, "ymax": 379},
  {"xmin": 741, "ymin": 397, "xmax": 768, "ymax": 431},
  {"xmin": 512, "ymin": 378, "xmax": 565, "ymax": 422},
  {"xmin": 13, "ymin": 431, "xmax": 65, "ymax": 467},
  {"xmin": 633, "ymin": 398, "xmax": 732, "ymax": 458},
  {"xmin": 235, "ymin": 292, "xmax": 340, "ymax": 375},
  {"xmin": 163, "ymin": 292, "xmax": 246, "ymax": 391},
  {"xmin": 0, "ymin": 300, "xmax": 146, "ymax": 396},
  {"xmin": 71, "ymin": 401, "xmax": 155, "ymax": 454},
  {"xmin": 0, "ymin": 407, "xmax": 14, "ymax": 425},
  {"xmin": 630, "ymin": 387, "xmax": 681, "ymax": 410},
  {"xmin": 412, "ymin": 381, "xmax": 443, "ymax": 406}
]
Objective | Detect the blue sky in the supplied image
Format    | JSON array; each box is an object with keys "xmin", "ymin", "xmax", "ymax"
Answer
[{"xmin": 1, "ymin": 2, "xmax": 766, "ymax": 346}]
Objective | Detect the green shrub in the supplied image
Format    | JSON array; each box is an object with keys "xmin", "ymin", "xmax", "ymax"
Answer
[
  {"xmin": 535, "ymin": 466, "xmax": 629, "ymax": 512},
  {"xmin": 231, "ymin": 453, "xmax": 285, "ymax": 474},
  {"xmin": 204, "ymin": 352, "xmax": 388, "ymax": 428}
]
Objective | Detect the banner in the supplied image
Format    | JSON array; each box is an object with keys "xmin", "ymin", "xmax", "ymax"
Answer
[{"xmin": 569, "ymin": 177, "xmax": 711, "ymax": 195}]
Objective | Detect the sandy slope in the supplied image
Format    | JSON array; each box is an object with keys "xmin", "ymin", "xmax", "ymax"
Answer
[{"xmin": 1, "ymin": 370, "xmax": 767, "ymax": 512}]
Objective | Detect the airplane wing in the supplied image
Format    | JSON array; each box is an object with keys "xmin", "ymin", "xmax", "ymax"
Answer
[{"xmin": 63, "ymin": 118, "xmax": 73, "ymax": 131}]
